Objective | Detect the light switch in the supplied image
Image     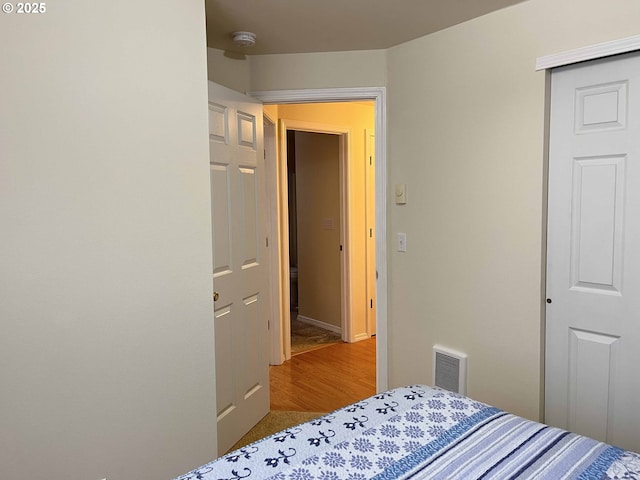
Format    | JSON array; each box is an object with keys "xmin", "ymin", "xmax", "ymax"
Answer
[
  {"xmin": 395, "ymin": 184, "xmax": 407, "ymax": 204},
  {"xmin": 397, "ymin": 232, "xmax": 407, "ymax": 252}
]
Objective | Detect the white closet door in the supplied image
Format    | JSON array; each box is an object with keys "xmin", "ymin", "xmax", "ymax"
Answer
[{"xmin": 546, "ymin": 51, "xmax": 640, "ymax": 452}]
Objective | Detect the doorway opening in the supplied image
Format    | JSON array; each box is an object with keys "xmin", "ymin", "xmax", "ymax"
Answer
[
  {"xmin": 287, "ymin": 130, "xmax": 345, "ymax": 355},
  {"xmin": 266, "ymin": 102, "xmax": 375, "ymax": 357},
  {"xmin": 253, "ymin": 87, "xmax": 388, "ymax": 394},
  {"xmin": 273, "ymin": 109, "xmax": 376, "ymax": 410}
]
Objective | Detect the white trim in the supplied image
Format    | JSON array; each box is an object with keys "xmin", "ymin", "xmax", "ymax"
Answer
[
  {"xmin": 296, "ymin": 315, "xmax": 342, "ymax": 335},
  {"xmin": 250, "ymin": 87, "xmax": 386, "ymax": 105},
  {"xmin": 249, "ymin": 87, "xmax": 388, "ymax": 393},
  {"xmin": 276, "ymin": 118, "xmax": 292, "ymax": 362},
  {"xmin": 264, "ymin": 114, "xmax": 285, "ymax": 366},
  {"xmin": 280, "ymin": 119, "xmax": 350, "ymax": 134},
  {"xmin": 354, "ymin": 332, "xmax": 372, "ymax": 342},
  {"xmin": 364, "ymin": 128, "xmax": 376, "ymax": 338},
  {"xmin": 536, "ymin": 34, "xmax": 640, "ymax": 71}
]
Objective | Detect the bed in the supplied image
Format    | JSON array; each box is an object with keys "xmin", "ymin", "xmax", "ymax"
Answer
[{"xmin": 176, "ymin": 385, "xmax": 640, "ymax": 479}]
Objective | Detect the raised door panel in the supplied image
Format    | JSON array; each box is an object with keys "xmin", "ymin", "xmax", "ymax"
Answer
[
  {"xmin": 567, "ymin": 329, "xmax": 619, "ymax": 442},
  {"xmin": 570, "ymin": 156, "xmax": 625, "ymax": 294}
]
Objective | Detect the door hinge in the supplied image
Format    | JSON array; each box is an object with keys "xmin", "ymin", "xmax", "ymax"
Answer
[
  {"xmin": 266, "ymin": 237, "xmax": 269, "ymax": 247},
  {"xmin": 369, "ymin": 228, "xmax": 373, "ymax": 238},
  {"xmin": 370, "ymin": 299, "xmax": 373, "ymax": 308},
  {"xmin": 268, "ymin": 320, "xmax": 270, "ymax": 330},
  {"xmin": 369, "ymin": 155, "xmax": 372, "ymax": 165},
  {"xmin": 376, "ymin": 270, "xmax": 379, "ymax": 279},
  {"xmin": 340, "ymin": 244, "xmax": 343, "ymax": 251}
]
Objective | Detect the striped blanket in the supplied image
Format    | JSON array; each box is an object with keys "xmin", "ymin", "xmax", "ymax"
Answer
[{"xmin": 177, "ymin": 385, "xmax": 640, "ymax": 480}]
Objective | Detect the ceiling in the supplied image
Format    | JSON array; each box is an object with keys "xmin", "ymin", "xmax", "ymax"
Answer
[{"xmin": 205, "ymin": 0, "xmax": 527, "ymax": 56}]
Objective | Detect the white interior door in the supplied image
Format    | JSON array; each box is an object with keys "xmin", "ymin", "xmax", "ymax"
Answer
[
  {"xmin": 546, "ymin": 51, "xmax": 640, "ymax": 452},
  {"xmin": 208, "ymin": 82, "xmax": 269, "ymax": 455}
]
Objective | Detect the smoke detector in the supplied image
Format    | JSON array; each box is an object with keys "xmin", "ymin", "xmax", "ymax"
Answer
[{"xmin": 232, "ymin": 31, "xmax": 256, "ymax": 47}]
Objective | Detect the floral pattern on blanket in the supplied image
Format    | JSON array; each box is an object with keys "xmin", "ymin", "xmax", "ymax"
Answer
[
  {"xmin": 176, "ymin": 385, "xmax": 640, "ymax": 480},
  {"xmin": 606, "ymin": 452, "xmax": 640, "ymax": 480}
]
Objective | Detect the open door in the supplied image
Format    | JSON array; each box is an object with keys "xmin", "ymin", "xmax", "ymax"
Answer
[{"xmin": 208, "ymin": 82, "xmax": 269, "ymax": 454}]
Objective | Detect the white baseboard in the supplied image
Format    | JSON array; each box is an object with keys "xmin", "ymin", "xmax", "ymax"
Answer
[
  {"xmin": 296, "ymin": 315, "xmax": 342, "ymax": 335},
  {"xmin": 353, "ymin": 332, "xmax": 371, "ymax": 342}
]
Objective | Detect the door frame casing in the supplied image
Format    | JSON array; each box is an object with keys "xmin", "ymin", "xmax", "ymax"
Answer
[
  {"xmin": 365, "ymin": 128, "xmax": 376, "ymax": 337},
  {"xmin": 251, "ymin": 87, "xmax": 388, "ymax": 393},
  {"xmin": 263, "ymin": 113, "xmax": 282, "ymax": 365}
]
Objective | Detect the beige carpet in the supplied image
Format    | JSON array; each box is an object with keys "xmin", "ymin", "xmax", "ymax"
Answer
[
  {"xmin": 291, "ymin": 318, "xmax": 342, "ymax": 355},
  {"xmin": 228, "ymin": 410, "xmax": 326, "ymax": 453}
]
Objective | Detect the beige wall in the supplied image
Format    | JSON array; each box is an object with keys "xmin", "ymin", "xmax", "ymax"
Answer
[
  {"xmin": 248, "ymin": 0, "xmax": 640, "ymax": 422},
  {"xmin": 207, "ymin": 47, "xmax": 251, "ymax": 93},
  {"xmin": 264, "ymin": 104, "xmax": 279, "ymax": 121},
  {"xmin": 276, "ymin": 103, "xmax": 376, "ymax": 338},
  {"xmin": 249, "ymin": 50, "xmax": 387, "ymax": 91},
  {"xmin": 0, "ymin": 1, "xmax": 216, "ymax": 479},
  {"xmin": 208, "ymin": 48, "xmax": 386, "ymax": 93},
  {"xmin": 295, "ymin": 132, "xmax": 342, "ymax": 327},
  {"xmin": 386, "ymin": 0, "xmax": 640, "ymax": 422}
]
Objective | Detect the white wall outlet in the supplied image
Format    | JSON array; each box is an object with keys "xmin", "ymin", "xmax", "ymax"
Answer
[{"xmin": 397, "ymin": 232, "xmax": 407, "ymax": 252}]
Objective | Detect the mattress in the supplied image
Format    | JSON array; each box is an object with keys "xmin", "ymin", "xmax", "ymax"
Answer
[{"xmin": 176, "ymin": 385, "xmax": 640, "ymax": 479}]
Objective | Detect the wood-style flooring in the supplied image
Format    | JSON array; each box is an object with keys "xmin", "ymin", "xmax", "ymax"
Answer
[{"xmin": 270, "ymin": 337, "xmax": 376, "ymax": 413}]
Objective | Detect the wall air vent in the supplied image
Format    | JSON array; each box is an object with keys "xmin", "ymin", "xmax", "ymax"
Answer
[{"xmin": 433, "ymin": 345, "xmax": 467, "ymax": 395}]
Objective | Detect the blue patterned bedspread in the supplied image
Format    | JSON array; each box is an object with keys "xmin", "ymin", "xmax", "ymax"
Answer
[{"xmin": 176, "ymin": 385, "xmax": 640, "ymax": 480}]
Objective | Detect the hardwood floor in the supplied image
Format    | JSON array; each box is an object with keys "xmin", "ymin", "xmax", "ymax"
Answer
[{"xmin": 270, "ymin": 337, "xmax": 376, "ymax": 413}]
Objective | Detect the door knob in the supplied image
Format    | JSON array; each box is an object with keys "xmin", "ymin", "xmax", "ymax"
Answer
[{"xmin": 213, "ymin": 291, "xmax": 219, "ymax": 302}]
